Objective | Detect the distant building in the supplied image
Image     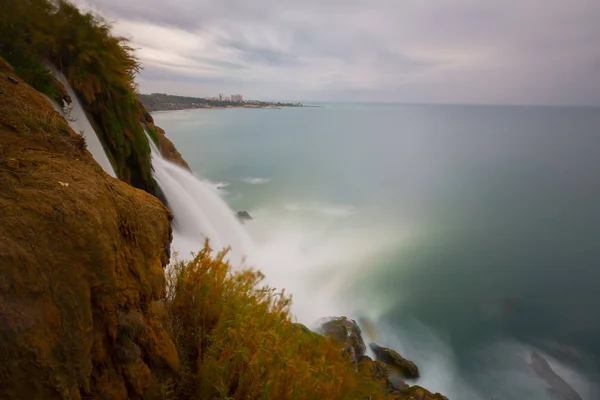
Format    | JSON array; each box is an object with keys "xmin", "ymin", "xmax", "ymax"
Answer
[{"xmin": 231, "ymin": 94, "xmax": 243, "ymax": 102}]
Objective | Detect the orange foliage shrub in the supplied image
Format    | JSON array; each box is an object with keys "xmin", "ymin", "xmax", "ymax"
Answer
[{"xmin": 165, "ymin": 241, "xmax": 392, "ymax": 400}]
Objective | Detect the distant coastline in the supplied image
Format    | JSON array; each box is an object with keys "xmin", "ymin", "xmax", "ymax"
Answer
[{"xmin": 138, "ymin": 93, "xmax": 314, "ymax": 112}]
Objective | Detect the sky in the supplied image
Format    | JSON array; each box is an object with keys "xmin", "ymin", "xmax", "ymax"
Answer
[{"xmin": 75, "ymin": 0, "xmax": 600, "ymax": 105}]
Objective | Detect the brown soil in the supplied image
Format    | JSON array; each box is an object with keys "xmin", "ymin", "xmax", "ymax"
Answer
[{"xmin": 0, "ymin": 58, "xmax": 179, "ymax": 400}]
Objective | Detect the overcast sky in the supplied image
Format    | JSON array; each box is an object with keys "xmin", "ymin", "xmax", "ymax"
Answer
[{"xmin": 75, "ymin": 0, "xmax": 600, "ymax": 105}]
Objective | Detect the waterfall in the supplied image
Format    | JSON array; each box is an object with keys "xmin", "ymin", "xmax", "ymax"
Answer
[
  {"xmin": 49, "ymin": 67, "xmax": 117, "ymax": 178},
  {"xmin": 145, "ymin": 132, "xmax": 253, "ymax": 266}
]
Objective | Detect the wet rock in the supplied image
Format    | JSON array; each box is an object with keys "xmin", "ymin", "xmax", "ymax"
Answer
[
  {"xmin": 370, "ymin": 343, "xmax": 420, "ymax": 379},
  {"xmin": 358, "ymin": 355, "xmax": 372, "ymax": 363},
  {"xmin": 388, "ymin": 378, "xmax": 410, "ymax": 393},
  {"xmin": 317, "ymin": 315, "xmax": 446, "ymax": 400},
  {"xmin": 357, "ymin": 357, "xmax": 413, "ymax": 395},
  {"xmin": 236, "ymin": 210, "xmax": 253, "ymax": 222},
  {"xmin": 358, "ymin": 357, "xmax": 389, "ymax": 383},
  {"xmin": 395, "ymin": 385, "xmax": 449, "ymax": 400},
  {"xmin": 319, "ymin": 317, "xmax": 366, "ymax": 362}
]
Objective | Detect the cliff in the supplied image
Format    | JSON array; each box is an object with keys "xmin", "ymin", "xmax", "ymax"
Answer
[{"xmin": 0, "ymin": 59, "xmax": 179, "ymax": 399}]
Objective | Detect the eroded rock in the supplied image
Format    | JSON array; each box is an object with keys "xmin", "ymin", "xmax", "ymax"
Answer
[
  {"xmin": 319, "ymin": 316, "xmax": 366, "ymax": 362},
  {"xmin": 370, "ymin": 343, "xmax": 420, "ymax": 379},
  {"xmin": 237, "ymin": 210, "xmax": 253, "ymax": 222},
  {"xmin": 394, "ymin": 385, "xmax": 449, "ymax": 400}
]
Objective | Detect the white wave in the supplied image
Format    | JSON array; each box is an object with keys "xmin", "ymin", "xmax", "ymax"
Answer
[{"xmin": 242, "ymin": 177, "xmax": 271, "ymax": 184}]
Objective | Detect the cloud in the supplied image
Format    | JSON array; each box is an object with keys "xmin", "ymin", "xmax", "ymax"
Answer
[{"xmin": 75, "ymin": 0, "xmax": 600, "ymax": 105}]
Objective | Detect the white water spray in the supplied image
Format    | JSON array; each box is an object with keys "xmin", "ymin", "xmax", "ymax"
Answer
[
  {"xmin": 145, "ymin": 132, "xmax": 253, "ymax": 267},
  {"xmin": 49, "ymin": 67, "xmax": 117, "ymax": 177}
]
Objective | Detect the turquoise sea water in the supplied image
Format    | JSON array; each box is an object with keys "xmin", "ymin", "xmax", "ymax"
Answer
[{"xmin": 154, "ymin": 103, "xmax": 600, "ymax": 399}]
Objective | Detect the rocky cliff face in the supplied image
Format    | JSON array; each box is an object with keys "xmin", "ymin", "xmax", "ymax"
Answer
[
  {"xmin": 140, "ymin": 109, "xmax": 191, "ymax": 171},
  {"xmin": 0, "ymin": 59, "xmax": 179, "ymax": 400}
]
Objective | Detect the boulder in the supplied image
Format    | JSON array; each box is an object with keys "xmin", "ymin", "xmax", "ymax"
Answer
[
  {"xmin": 358, "ymin": 357, "xmax": 447, "ymax": 400},
  {"xmin": 358, "ymin": 357, "xmax": 389, "ymax": 384},
  {"xmin": 370, "ymin": 343, "xmax": 420, "ymax": 379},
  {"xmin": 317, "ymin": 316, "xmax": 445, "ymax": 400},
  {"xmin": 318, "ymin": 317, "xmax": 366, "ymax": 362},
  {"xmin": 236, "ymin": 211, "xmax": 253, "ymax": 223},
  {"xmin": 395, "ymin": 385, "xmax": 449, "ymax": 400}
]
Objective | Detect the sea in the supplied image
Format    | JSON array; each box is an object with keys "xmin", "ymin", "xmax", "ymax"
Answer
[{"xmin": 153, "ymin": 103, "xmax": 600, "ymax": 400}]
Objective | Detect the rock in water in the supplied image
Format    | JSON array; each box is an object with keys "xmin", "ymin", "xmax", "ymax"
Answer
[
  {"xmin": 318, "ymin": 317, "xmax": 366, "ymax": 362},
  {"xmin": 357, "ymin": 357, "xmax": 447, "ymax": 400},
  {"xmin": 370, "ymin": 343, "xmax": 420, "ymax": 379},
  {"xmin": 319, "ymin": 316, "xmax": 446, "ymax": 399},
  {"xmin": 396, "ymin": 385, "xmax": 449, "ymax": 400},
  {"xmin": 236, "ymin": 210, "xmax": 253, "ymax": 223}
]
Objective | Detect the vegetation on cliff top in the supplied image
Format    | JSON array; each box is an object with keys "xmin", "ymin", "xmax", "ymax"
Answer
[{"xmin": 0, "ymin": 0, "xmax": 157, "ymax": 195}]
